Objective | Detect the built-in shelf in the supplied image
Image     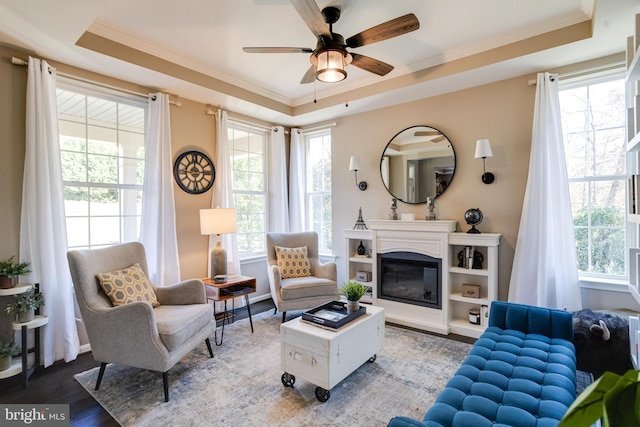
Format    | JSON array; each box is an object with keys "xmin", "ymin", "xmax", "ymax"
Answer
[
  {"xmin": 449, "ymin": 292, "xmax": 490, "ymax": 306},
  {"xmin": 449, "ymin": 267, "xmax": 489, "ymax": 276},
  {"xmin": 349, "ymin": 256, "xmax": 373, "ymax": 264}
]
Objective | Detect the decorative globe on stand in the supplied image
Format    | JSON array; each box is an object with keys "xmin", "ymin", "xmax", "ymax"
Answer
[{"xmin": 464, "ymin": 208, "xmax": 483, "ymax": 234}]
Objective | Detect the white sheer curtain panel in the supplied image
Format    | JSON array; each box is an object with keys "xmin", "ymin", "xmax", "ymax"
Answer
[
  {"xmin": 269, "ymin": 126, "xmax": 289, "ymax": 232},
  {"xmin": 289, "ymin": 128, "xmax": 306, "ymax": 232},
  {"xmin": 20, "ymin": 57, "xmax": 79, "ymax": 366},
  {"xmin": 140, "ymin": 93, "xmax": 181, "ymax": 286},
  {"xmin": 508, "ymin": 72, "xmax": 581, "ymax": 311},
  {"xmin": 210, "ymin": 109, "xmax": 241, "ymax": 276}
]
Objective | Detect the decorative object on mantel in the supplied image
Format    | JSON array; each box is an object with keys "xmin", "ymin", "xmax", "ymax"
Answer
[
  {"xmin": 348, "ymin": 156, "xmax": 367, "ymax": 191},
  {"xmin": 0, "ymin": 257, "xmax": 31, "ymax": 289},
  {"xmin": 353, "ymin": 207, "xmax": 368, "ymax": 230},
  {"xmin": 464, "ymin": 208, "xmax": 483, "ymax": 233},
  {"xmin": 357, "ymin": 241, "xmax": 366, "ymax": 255},
  {"xmin": 425, "ymin": 197, "xmax": 436, "ymax": 220},
  {"xmin": 475, "ymin": 139, "xmax": 495, "ymax": 184},
  {"xmin": 389, "ymin": 198, "xmax": 398, "ymax": 220}
]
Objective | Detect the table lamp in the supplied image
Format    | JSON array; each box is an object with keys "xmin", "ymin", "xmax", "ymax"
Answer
[{"xmin": 200, "ymin": 208, "xmax": 236, "ymax": 280}]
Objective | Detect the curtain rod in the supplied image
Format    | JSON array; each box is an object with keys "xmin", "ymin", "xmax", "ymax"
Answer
[
  {"xmin": 11, "ymin": 55, "xmax": 181, "ymax": 106},
  {"xmin": 528, "ymin": 62, "xmax": 625, "ymax": 85}
]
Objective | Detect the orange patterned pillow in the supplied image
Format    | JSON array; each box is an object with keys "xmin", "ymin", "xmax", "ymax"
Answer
[
  {"xmin": 275, "ymin": 246, "xmax": 311, "ymax": 279},
  {"xmin": 96, "ymin": 263, "xmax": 159, "ymax": 307}
]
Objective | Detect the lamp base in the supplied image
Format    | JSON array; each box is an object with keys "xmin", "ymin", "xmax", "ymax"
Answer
[
  {"xmin": 481, "ymin": 172, "xmax": 495, "ymax": 184},
  {"xmin": 210, "ymin": 237, "xmax": 228, "ymax": 278}
]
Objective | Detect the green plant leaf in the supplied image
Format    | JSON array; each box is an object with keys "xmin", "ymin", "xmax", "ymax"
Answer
[
  {"xmin": 558, "ymin": 371, "xmax": 620, "ymax": 427},
  {"xmin": 603, "ymin": 370, "xmax": 640, "ymax": 427}
]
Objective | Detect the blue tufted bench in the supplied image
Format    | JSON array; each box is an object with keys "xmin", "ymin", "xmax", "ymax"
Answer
[{"xmin": 388, "ymin": 301, "xmax": 576, "ymax": 427}]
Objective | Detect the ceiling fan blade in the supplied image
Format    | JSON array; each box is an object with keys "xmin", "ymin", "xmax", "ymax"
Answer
[
  {"xmin": 414, "ymin": 131, "xmax": 440, "ymax": 137},
  {"xmin": 350, "ymin": 53, "xmax": 394, "ymax": 76},
  {"xmin": 300, "ymin": 65, "xmax": 317, "ymax": 84},
  {"xmin": 346, "ymin": 13, "xmax": 419, "ymax": 48},
  {"xmin": 243, "ymin": 47, "xmax": 313, "ymax": 53},
  {"xmin": 290, "ymin": 0, "xmax": 332, "ymax": 40}
]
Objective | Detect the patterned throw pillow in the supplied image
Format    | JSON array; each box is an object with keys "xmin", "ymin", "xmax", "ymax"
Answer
[
  {"xmin": 96, "ymin": 263, "xmax": 160, "ymax": 307},
  {"xmin": 275, "ymin": 246, "xmax": 312, "ymax": 279}
]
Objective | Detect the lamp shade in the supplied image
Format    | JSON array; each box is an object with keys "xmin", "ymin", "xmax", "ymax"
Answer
[
  {"xmin": 315, "ymin": 49, "xmax": 347, "ymax": 83},
  {"xmin": 349, "ymin": 156, "xmax": 362, "ymax": 171},
  {"xmin": 474, "ymin": 139, "xmax": 493, "ymax": 159},
  {"xmin": 200, "ymin": 208, "xmax": 236, "ymax": 235}
]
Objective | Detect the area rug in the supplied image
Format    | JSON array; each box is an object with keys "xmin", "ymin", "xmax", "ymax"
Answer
[{"xmin": 75, "ymin": 310, "xmax": 472, "ymax": 426}]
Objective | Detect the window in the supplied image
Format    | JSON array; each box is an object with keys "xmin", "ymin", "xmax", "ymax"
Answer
[
  {"xmin": 559, "ymin": 75, "xmax": 627, "ymax": 277},
  {"xmin": 228, "ymin": 122, "xmax": 268, "ymax": 257},
  {"xmin": 57, "ymin": 83, "xmax": 146, "ymax": 250},
  {"xmin": 305, "ymin": 131, "xmax": 332, "ymax": 253}
]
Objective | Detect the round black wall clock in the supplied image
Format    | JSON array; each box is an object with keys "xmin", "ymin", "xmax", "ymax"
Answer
[{"xmin": 173, "ymin": 150, "xmax": 215, "ymax": 194}]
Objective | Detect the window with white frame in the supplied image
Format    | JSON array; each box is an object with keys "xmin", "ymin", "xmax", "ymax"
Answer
[
  {"xmin": 228, "ymin": 122, "xmax": 268, "ymax": 257},
  {"xmin": 305, "ymin": 130, "xmax": 332, "ymax": 253},
  {"xmin": 559, "ymin": 74, "xmax": 627, "ymax": 277},
  {"xmin": 57, "ymin": 83, "xmax": 147, "ymax": 250}
]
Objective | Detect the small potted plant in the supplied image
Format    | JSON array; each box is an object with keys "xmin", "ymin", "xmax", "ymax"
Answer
[
  {"xmin": 0, "ymin": 257, "xmax": 31, "ymax": 289},
  {"xmin": 339, "ymin": 281, "xmax": 369, "ymax": 311},
  {"xmin": 0, "ymin": 341, "xmax": 20, "ymax": 371},
  {"xmin": 5, "ymin": 288, "xmax": 44, "ymax": 323}
]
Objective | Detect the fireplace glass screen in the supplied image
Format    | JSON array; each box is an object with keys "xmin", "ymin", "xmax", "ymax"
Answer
[{"xmin": 377, "ymin": 252, "xmax": 441, "ymax": 309}]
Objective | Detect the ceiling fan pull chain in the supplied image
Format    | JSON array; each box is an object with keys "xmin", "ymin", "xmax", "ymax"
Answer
[
  {"xmin": 345, "ymin": 86, "xmax": 349, "ymax": 107},
  {"xmin": 314, "ymin": 79, "xmax": 317, "ymax": 103}
]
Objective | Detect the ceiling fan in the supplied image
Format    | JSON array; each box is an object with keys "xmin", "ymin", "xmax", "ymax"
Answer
[{"xmin": 243, "ymin": 0, "xmax": 420, "ymax": 84}]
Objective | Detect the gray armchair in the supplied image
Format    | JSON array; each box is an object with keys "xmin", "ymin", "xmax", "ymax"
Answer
[
  {"xmin": 67, "ymin": 242, "xmax": 216, "ymax": 402},
  {"xmin": 266, "ymin": 232, "xmax": 338, "ymax": 322}
]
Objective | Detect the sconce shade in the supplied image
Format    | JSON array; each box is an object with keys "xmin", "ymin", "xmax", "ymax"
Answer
[
  {"xmin": 475, "ymin": 139, "xmax": 493, "ymax": 159},
  {"xmin": 349, "ymin": 156, "xmax": 362, "ymax": 171},
  {"xmin": 315, "ymin": 49, "xmax": 347, "ymax": 83},
  {"xmin": 200, "ymin": 208, "xmax": 237, "ymax": 235}
]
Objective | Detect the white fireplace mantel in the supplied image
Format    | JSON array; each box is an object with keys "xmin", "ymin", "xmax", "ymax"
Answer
[{"xmin": 369, "ymin": 220, "xmax": 457, "ymax": 233}]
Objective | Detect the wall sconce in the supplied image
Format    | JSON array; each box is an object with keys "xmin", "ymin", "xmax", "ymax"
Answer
[
  {"xmin": 349, "ymin": 156, "xmax": 367, "ymax": 191},
  {"xmin": 474, "ymin": 139, "xmax": 495, "ymax": 184}
]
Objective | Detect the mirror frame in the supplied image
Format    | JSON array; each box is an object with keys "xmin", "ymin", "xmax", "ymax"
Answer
[{"xmin": 380, "ymin": 125, "xmax": 456, "ymax": 204}]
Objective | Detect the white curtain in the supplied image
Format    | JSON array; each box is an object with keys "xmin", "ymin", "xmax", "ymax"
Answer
[
  {"xmin": 289, "ymin": 128, "xmax": 306, "ymax": 232},
  {"xmin": 508, "ymin": 72, "xmax": 582, "ymax": 311},
  {"xmin": 269, "ymin": 126, "xmax": 289, "ymax": 232},
  {"xmin": 140, "ymin": 93, "xmax": 181, "ymax": 286},
  {"xmin": 210, "ymin": 110, "xmax": 241, "ymax": 276},
  {"xmin": 20, "ymin": 57, "xmax": 79, "ymax": 366}
]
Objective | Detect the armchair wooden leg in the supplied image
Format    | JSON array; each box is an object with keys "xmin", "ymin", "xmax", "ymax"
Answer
[
  {"xmin": 205, "ymin": 338, "xmax": 214, "ymax": 358},
  {"xmin": 282, "ymin": 312, "xmax": 287, "ymax": 323},
  {"xmin": 95, "ymin": 362, "xmax": 107, "ymax": 391},
  {"xmin": 163, "ymin": 372, "xmax": 169, "ymax": 402},
  {"xmin": 273, "ymin": 307, "xmax": 277, "ymax": 315}
]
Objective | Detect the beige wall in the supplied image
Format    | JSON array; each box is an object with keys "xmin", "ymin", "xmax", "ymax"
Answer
[{"xmin": 331, "ymin": 75, "xmax": 536, "ymax": 301}]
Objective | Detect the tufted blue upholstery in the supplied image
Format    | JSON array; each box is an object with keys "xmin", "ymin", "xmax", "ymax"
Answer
[{"xmin": 388, "ymin": 302, "xmax": 576, "ymax": 427}]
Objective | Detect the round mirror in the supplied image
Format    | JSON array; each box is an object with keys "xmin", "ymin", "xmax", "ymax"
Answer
[{"xmin": 380, "ymin": 125, "xmax": 456, "ymax": 203}]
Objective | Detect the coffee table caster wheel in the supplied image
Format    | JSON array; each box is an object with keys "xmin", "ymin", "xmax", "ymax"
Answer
[
  {"xmin": 315, "ymin": 387, "xmax": 330, "ymax": 402},
  {"xmin": 281, "ymin": 372, "xmax": 295, "ymax": 387},
  {"xmin": 368, "ymin": 354, "xmax": 377, "ymax": 363}
]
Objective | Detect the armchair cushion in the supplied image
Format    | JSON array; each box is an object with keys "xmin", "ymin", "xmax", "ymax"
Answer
[
  {"xmin": 154, "ymin": 304, "xmax": 213, "ymax": 351},
  {"xmin": 279, "ymin": 276, "xmax": 338, "ymax": 300},
  {"xmin": 275, "ymin": 246, "xmax": 311, "ymax": 279},
  {"xmin": 96, "ymin": 263, "xmax": 159, "ymax": 307}
]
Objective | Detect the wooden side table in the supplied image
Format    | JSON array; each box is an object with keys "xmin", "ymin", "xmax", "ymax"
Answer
[{"xmin": 203, "ymin": 275, "xmax": 256, "ymax": 345}]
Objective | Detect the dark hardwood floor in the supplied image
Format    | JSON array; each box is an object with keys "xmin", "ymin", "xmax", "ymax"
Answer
[
  {"xmin": 0, "ymin": 299, "xmax": 475, "ymax": 426},
  {"xmin": 0, "ymin": 299, "xmax": 276, "ymax": 427}
]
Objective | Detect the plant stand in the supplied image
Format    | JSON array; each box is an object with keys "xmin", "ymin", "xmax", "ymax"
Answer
[{"xmin": 0, "ymin": 284, "xmax": 47, "ymax": 388}]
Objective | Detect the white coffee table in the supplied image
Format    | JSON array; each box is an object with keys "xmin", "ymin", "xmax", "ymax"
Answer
[{"xmin": 280, "ymin": 304, "xmax": 385, "ymax": 402}]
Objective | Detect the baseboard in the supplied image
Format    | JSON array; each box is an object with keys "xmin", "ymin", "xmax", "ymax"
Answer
[{"xmin": 79, "ymin": 343, "xmax": 92, "ymax": 354}]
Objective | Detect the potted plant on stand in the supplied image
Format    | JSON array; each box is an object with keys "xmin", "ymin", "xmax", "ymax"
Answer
[
  {"xmin": 339, "ymin": 281, "xmax": 369, "ymax": 311},
  {"xmin": 0, "ymin": 341, "xmax": 20, "ymax": 371},
  {"xmin": 5, "ymin": 288, "xmax": 44, "ymax": 323},
  {"xmin": 0, "ymin": 257, "xmax": 31, "ymax": 289}
]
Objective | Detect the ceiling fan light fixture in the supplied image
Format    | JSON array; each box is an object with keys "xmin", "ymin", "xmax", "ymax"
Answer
[{"xmin": 315, "ymin": 49, "xmax": 348, "ymax": 83}]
